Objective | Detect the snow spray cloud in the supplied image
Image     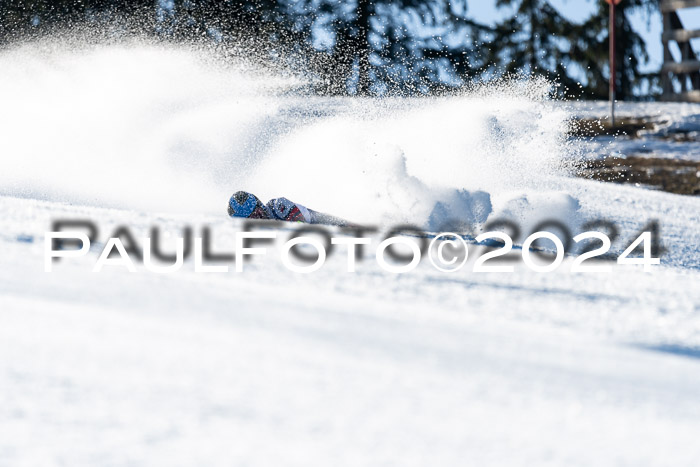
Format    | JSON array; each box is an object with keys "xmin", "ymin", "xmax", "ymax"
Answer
[
  {"xmin": 0, "ymin": 40, "xmax": 579, "ymax": 227},
  {"xmin": 0, "ymin": 40, "xmax": 302, "ymax": 213}
]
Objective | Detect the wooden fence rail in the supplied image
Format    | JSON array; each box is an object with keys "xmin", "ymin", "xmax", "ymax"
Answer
[{"xmin": 661, "ymin": 0, "xmax": 700, "ymax": 101}]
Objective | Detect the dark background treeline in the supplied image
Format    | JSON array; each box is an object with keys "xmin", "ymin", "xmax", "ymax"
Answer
[{"xmin": 0, "ymin": 0, "xmax": 660, "ymax": 99}]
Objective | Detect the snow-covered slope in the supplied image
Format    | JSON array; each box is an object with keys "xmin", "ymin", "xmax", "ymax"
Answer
[
  {"xmin": 1, "ymin": 42, "xmax": 700, "ymax": 467},
  {"xmin": 570, "ymin": 100, "xmax": 700, "ymax": 161}
]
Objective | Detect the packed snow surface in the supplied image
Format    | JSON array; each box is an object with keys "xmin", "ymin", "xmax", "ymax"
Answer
[{"xmin": 1, "ymin": 43, "xmax": 700, "ymax": 467}]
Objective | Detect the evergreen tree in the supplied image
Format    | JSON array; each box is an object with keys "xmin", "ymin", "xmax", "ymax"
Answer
[
  {"xmin": 489, "ymin": 0, "xmax": 659, "ymax": 99},
  {"xmin": 568, "ymin": 0, "xmax": 658, "ymax": 100},
  {"xmin": 0, "ymin": 0, "xmax": 487, "ymax": 95},
  {"xmin": 3, "ymin": 0, "xmax": 661, "ymax": 99},
  {"xmin": 291, "ymin": 0, "xmax": 486, "ymax": 95},
  {"xmin": 489, "ymin": 0, "xmax": 583, "ymax": 97},
  {"xmin": 372, "ymin": 0, "xmax": 489, "ymax": 94}
]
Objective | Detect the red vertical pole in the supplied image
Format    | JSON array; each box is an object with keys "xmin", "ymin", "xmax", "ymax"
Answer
[{"xmin": 609, "ymin": 1, "xmax": 616, "ymax": 127}]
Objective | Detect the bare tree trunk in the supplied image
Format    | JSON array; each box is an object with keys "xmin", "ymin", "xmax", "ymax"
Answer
[{"xmin": 528, "ymin": 1, "xmax": 536, "ymax": 73}]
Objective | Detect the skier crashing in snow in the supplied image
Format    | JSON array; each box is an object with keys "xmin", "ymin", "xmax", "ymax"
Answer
[{"xmin": 227, "ymin": 191, "xmax": 355, "ymax": 227}]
